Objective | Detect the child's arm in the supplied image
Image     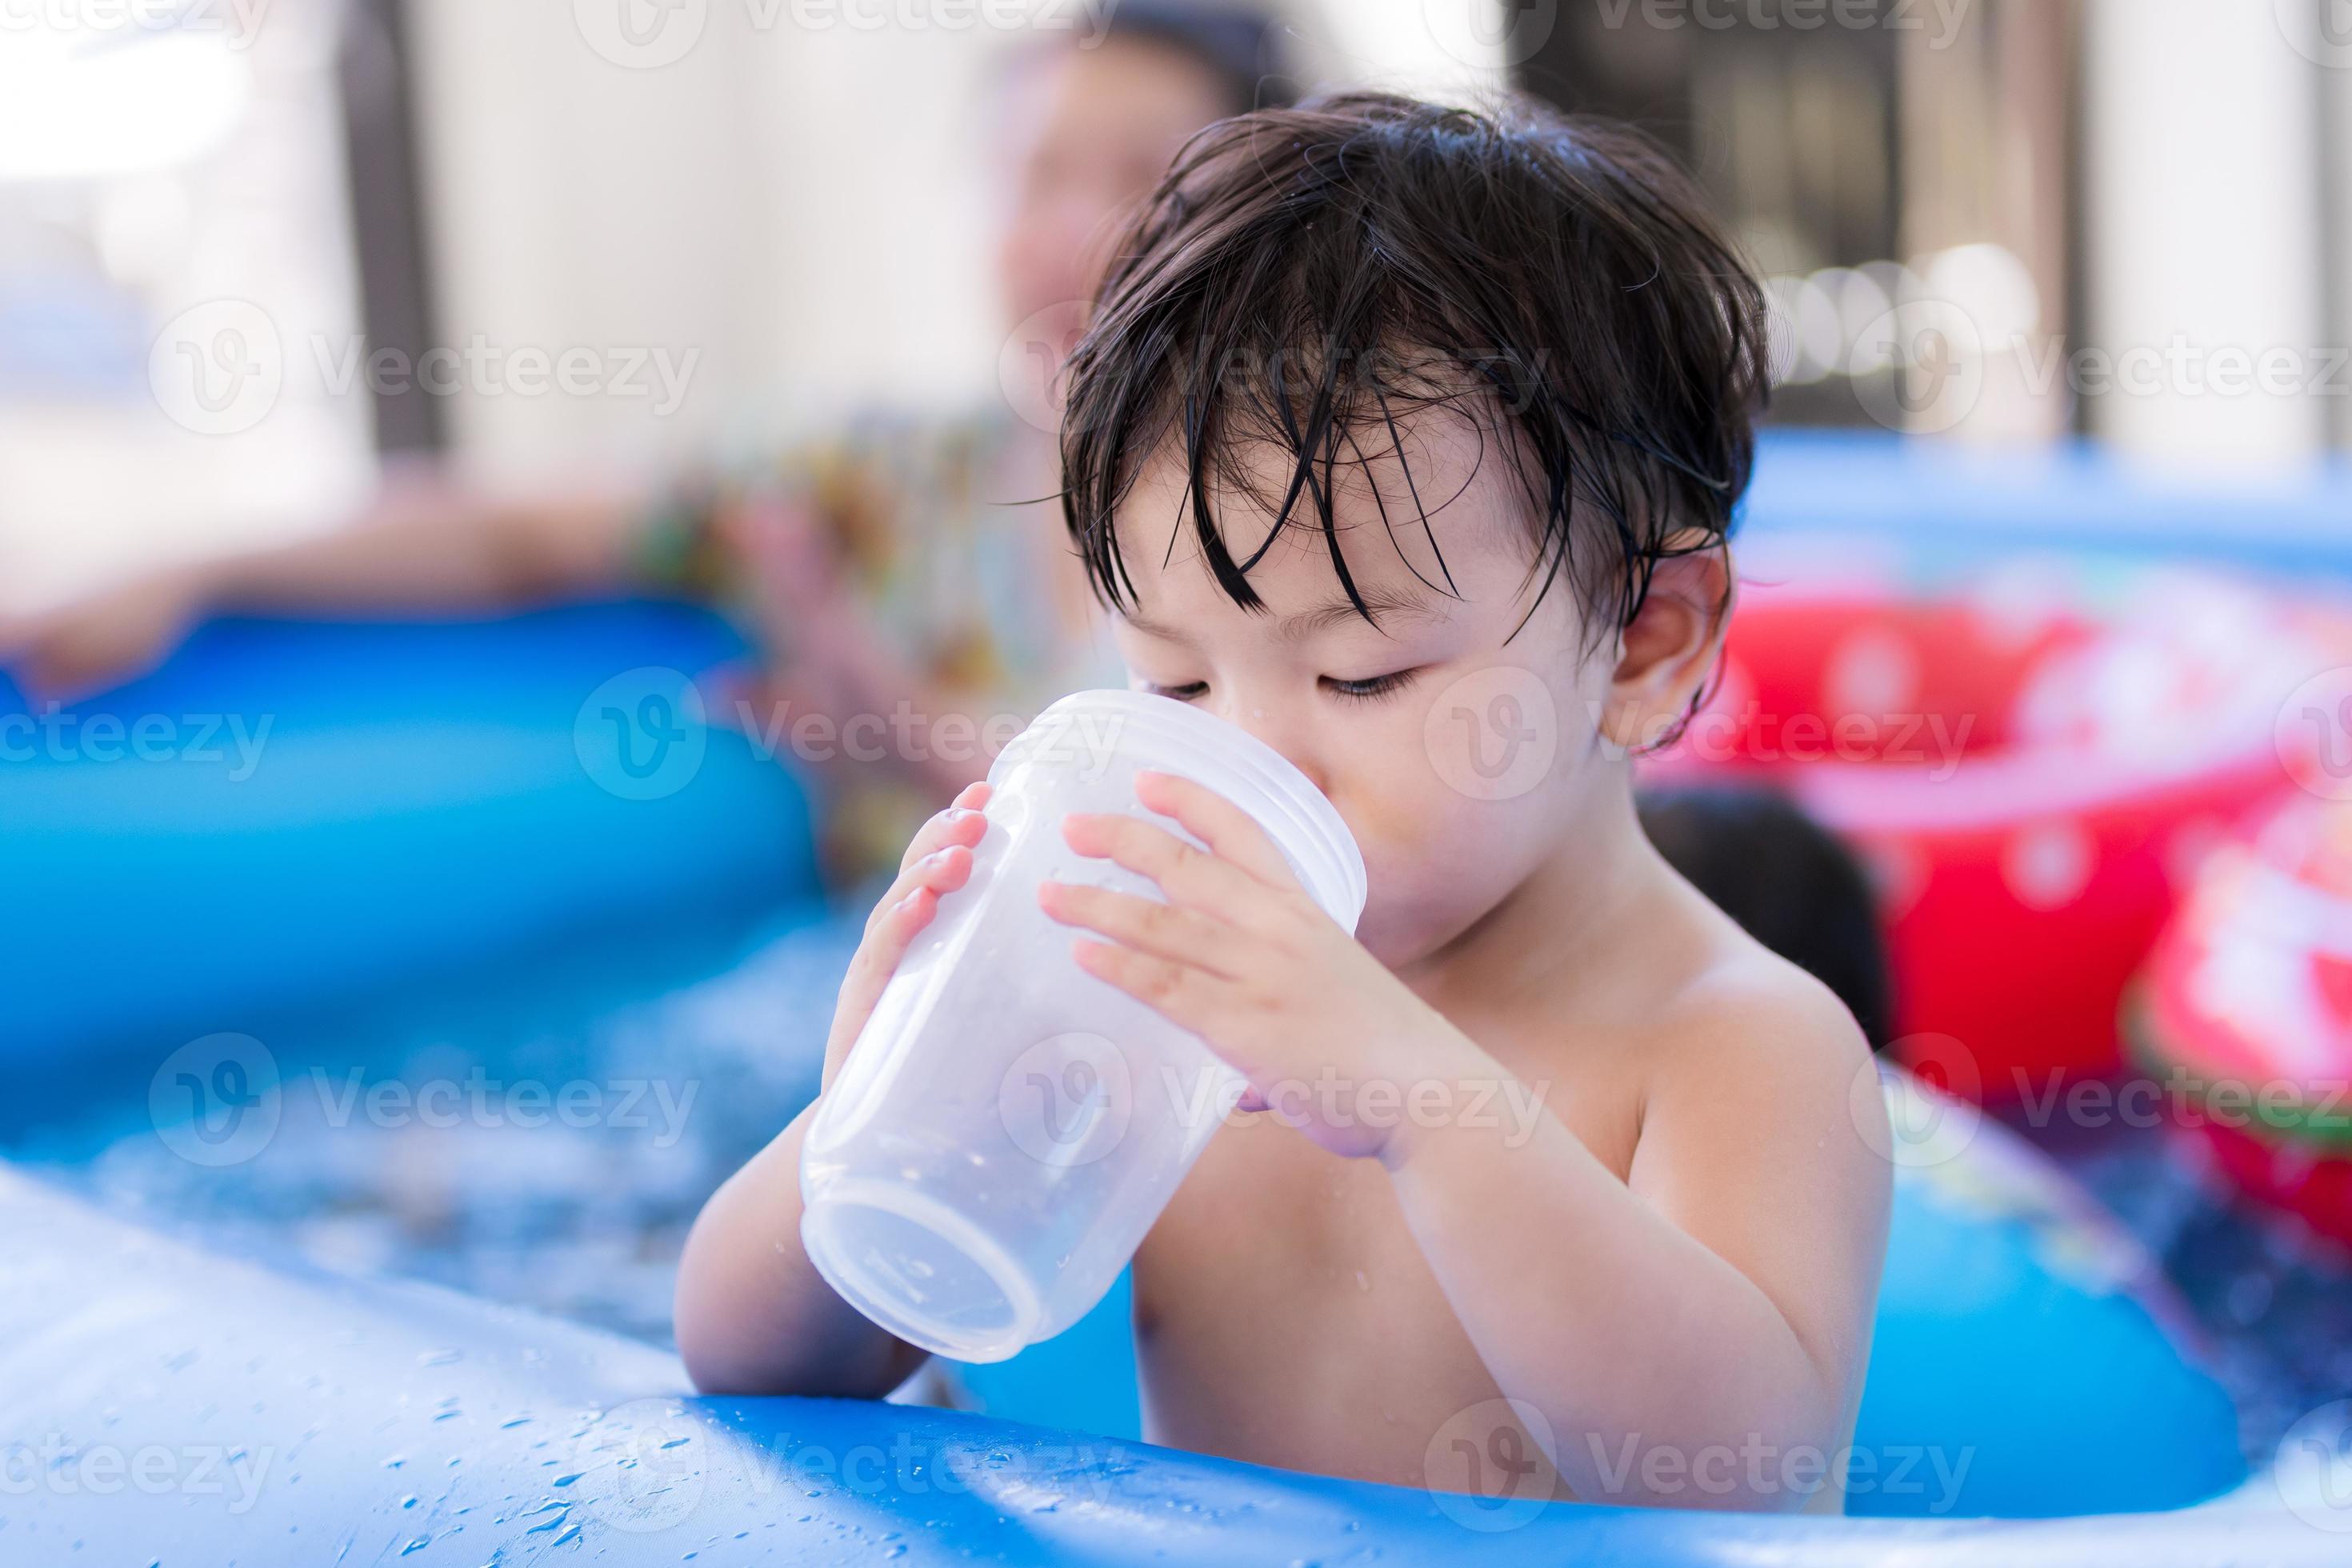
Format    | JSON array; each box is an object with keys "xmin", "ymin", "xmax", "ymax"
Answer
[
  {"xmin": 1382, "ymin": 984, "xmax": 1888, "ymax": 1511},
  {"xmin": 1039, "ymin": 770, "xmax": 1890, "ymax": 1511},
  {"xmin": 673, "ymin": 783, "xmax": 994, "ymax": 1396}
]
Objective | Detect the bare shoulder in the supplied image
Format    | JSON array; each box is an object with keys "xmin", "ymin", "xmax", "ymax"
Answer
[
  {"xmin": 1621, "ymin": 908, "xmax": 1891, "ymax": 1378},
  {"xmin": 1636, "ymin": 896, "xmax": 1877, "ymax": 1117},
  {"xmin": 1620, "ymin": 900, "xmax": 1890, "ymax": 1239}
]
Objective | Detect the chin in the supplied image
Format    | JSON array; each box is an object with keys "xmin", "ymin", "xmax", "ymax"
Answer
[
  {"xmin": 1354, "ymin": 922, "xmax": 1413, "ymax": 969},
  {"xmin": 1352, "ymin": 894, "xmax": 1475, "ymax": 972}
]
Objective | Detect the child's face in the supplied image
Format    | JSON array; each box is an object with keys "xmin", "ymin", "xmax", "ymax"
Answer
[{"xmin": 1106, "ymin": 412, "xmax": 1723, "ymax": 969}]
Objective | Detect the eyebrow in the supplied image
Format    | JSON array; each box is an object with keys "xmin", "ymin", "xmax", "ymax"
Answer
[{"xmin": 1123, "ymin": 586, "xmax": 1449, "ymax": 646}]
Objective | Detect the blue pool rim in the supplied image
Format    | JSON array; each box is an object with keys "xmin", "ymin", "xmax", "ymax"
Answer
[{"xmin": 0, "ymin": 1168, "xmax": 2328, "ymax": 1567}]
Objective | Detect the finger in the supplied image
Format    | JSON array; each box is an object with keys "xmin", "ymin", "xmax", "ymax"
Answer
[
  {"xmin": 1058, "ymin": 810, "xmax": 1270, "ymax": 918},
  {"xmin": 893, "ymin": 787, "xmax": 990, "ymax": 876},
  {"xmin": 1038, "ymin": 879, "xmax": 1252, "ymax": 979},
  {"xmin": 1069, "ymin": 938, "xmax": 1226, "ymax": 1038},
  {"xmin": 826, "ymin": 884, "xmax": 940, "ymax": 1079},
  {"xmin": 906, "ymin": 842, "xmax": 978, "ymax": 898},
  {"xmin": 862, "ymin": 789, "xmax": 990, "ymax": 937},
  {"xmin": 865, "ymin": 838, "xmax": 978, "ymax": 937},
  {"xmin": 1133, "ymin": 770, "xmax": 1302, "ymax": 891},
  {"xmin": 846, "ymin": 885, "xmax": 938, "ymax": 1008}
]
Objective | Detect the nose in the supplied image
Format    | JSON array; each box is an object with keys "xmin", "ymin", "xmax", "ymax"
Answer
[{"xmin": 1207, "ymin": 693, "xmax": 1334, "ymax": 801}]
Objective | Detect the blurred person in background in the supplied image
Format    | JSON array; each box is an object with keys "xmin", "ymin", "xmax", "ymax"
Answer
[
  {"xmin": 1638, "ymin": 785, "xmax": 1893, "ymax": 1054},
  {"xmin": 0, "ymin": 3, "xmax": 1297, "ymax": 892}
]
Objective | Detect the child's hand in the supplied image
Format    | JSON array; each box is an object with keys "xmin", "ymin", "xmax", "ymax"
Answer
[
  {"xmin": 1038, "ymin": 769, "xmax": 1482, "ymax": 1165},
  {"xmin": 821, "ymin": 781, "xmax": 991, "ymax": 1087}
]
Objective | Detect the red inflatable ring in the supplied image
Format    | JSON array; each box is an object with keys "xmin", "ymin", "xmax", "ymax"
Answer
[
  {"xmin": 2133, "ymin": 793, "xmax": 2352, "ymax": 1245},
  {"xmin": 1643, "ymin": 558, "xmax": 2343, "ymax": 1104}
]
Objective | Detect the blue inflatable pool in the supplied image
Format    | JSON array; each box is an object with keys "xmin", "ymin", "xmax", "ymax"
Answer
[
  {"xmin": 0, "ymin": 588, "xmax": 2340, "ymax": 1562},
  {"xmin": 1741, "ymin": 430, "xmax": 2352, "ymax": 581},
  {"xmin": 0, "ymin": 601, "xmax": 820, "ymax": 1059},
  {"xmin": 0, "ymin": 1146, "xmax": 2324, "ymax": 1566},
  {"xmin": 951, "ymin": 1075, "xmax": 2255, "ymax": 1522}
]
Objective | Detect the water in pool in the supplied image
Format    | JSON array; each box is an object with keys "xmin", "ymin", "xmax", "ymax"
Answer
[
  {"xmin": 10, "ymin": 905, "xmax": 2350, "ymax": 1470},
  {"xmin": 8, "ymin": 911, "xmax": 856, "ymax": 1354}
]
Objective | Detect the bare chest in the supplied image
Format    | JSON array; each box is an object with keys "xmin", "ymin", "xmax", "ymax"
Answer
[{"xmin": 1129, "ymin": 1055, "xmax": 1642, "ymax": 1488}]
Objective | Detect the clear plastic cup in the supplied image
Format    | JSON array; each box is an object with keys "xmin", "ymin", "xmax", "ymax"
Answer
[{"xmin": 799, "ymin": 689, "xmax": 1366, "ymax": 1362}]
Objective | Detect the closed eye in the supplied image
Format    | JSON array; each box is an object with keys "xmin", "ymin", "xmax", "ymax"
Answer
[
  {"xmin": 1138, "ymin": 670, "xmax": 1422, "ymax": 705},
  {"xmin": 1324, "ymin": 668, "xmax": 1421, "ymax": 703}
]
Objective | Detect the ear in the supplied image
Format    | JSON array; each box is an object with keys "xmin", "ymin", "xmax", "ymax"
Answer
[{"xmin": 1599, "ymin": 533, "xmax": 1733, "ymax": 754}]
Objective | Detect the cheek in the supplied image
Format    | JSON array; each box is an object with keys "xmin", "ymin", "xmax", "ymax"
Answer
[
  {"xmin": 1327, "ymin": 772, "xmax": 1421, "ymax": 872},
  {"xmin": 1335, "ymin": 751, "xmax": 1536, "ymax": 914},
  {"xmin": 1330, "ymin": 689, "xmax": 1598, "ymax": 950},
  {"xmin": 1320, "ymin": 709, "xmax": 1444, "ymax": 860},
  {"xmin": 1349, "ymin": 807, "xmax": 1526, "ymax": 963}
]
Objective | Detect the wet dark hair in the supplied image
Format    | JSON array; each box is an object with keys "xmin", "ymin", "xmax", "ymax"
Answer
[
  {"xmin": 1059, "ymin": 90, "xmax": 1768, "ymax": 654},
  {"xmin": 1638, "ymin": 786, "xmax": 1893, "ymax": 1051}
]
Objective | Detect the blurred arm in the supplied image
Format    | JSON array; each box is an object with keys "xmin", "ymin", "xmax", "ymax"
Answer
[
  {"xmin": 211, "ymin": 458, "xmax": 650, "ymax": 610},
  {"xmin": 0, "ymin": 458, "xmax": 657, "ymax": 698}
]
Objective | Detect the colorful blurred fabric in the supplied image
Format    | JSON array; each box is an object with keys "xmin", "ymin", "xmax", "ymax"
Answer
[{"xmin": 637, "ymin": 406, "xmax": 1125, "ymax": 892}]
